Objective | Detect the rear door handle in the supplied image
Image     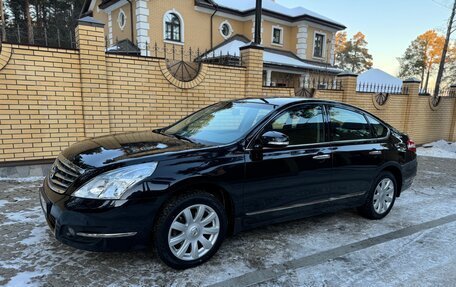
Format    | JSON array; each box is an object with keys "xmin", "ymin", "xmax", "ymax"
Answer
[
  {"xmin": 313, "ymin": 154, "xmax": 330, "ymax": 160},
  {"xmin": 369, "ymin": 150, "xmax": 382, "ymax": 155}
]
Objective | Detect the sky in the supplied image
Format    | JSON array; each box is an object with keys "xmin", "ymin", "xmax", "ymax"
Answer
[{"xmin": 277, "ymin": 0, "xmax": 453, "ymax": 77}]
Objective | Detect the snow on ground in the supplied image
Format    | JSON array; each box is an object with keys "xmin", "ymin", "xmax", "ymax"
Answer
[
  {"xmin": 0, "ymin": 176, "xmax": 44, "ymax": 182},
  {"xmin": 417, "ymin": 140, "xmax": 456, "ymax": 159},
  {"xmin": 0, "ymin": 156, "xmax": 455, "ymax": 286}
]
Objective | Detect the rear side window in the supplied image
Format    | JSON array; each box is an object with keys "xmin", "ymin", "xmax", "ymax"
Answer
[
  {"xmin": 366, "ymin": 114, "xmax": 388, "ymax": 138},
  {"xmin": 266, "ymin": 105, "xmax": 325, "ymax": 145},
  {"xmin": 329, "ymin": 107, "xmax": 371, "ymax": 141}
]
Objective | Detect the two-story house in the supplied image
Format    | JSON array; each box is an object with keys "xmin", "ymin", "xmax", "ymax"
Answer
[{"xmin": 81, "ymin": 0, "xmax": 346, "ymax": 91}]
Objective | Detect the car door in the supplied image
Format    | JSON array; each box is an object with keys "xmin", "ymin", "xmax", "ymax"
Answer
[
  {"xmin": 327, "ymin": 105, "xmax": 386, "ymax": 199},
  {"xmin": 243, "ymin": 104, "xmax": 334, "ymax": 224}
]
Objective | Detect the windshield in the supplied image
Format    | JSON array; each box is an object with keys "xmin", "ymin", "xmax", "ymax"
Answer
[{"xmin": 162, "ymin": 101, "xmax": 275, "ymax": 145}]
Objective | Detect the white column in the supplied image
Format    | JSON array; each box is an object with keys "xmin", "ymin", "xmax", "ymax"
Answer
[
  {"xmin": 296, "ymin": 24, "xmax": 308, "ymax": 59},
  {"xmin": 330, "ymin": 32, "xmax": 336, "ymax": 65},
  {"xmin": 136, "ymin": 0, "xmax": 150, "ymax": 56},
  {"xmin": 299, "ymin": 74, "xmax": 305, "ymax": 88},
  {"xmin": 265, "ymin": 70, "xmax": 272, "ymax": 86},
  {"xmin": 108, "ymin": 12, "xmax": 113, "ymax": 46}
]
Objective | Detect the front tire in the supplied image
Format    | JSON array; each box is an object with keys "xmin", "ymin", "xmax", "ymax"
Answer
[
  {"xmin": 358, "ymin": 171, "xmax": 397, "ymax": 220},
  {"xmin": 153, "ymin": 191, "xmax": 227, "ymax": 269}
]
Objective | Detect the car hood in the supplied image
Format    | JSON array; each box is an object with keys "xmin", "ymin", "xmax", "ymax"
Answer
[{"xmin": 61, "ymin": 130, "xmax": 204, "ymax": 169}]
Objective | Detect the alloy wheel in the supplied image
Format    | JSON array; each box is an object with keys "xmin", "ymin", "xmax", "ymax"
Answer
[
  {"xmin": 168, "ymin": 204, "xmax": 220, "ymax": 261},
  {"xmin": 373, "ymin": 178, "xmax": 395, "ymax": 214}
]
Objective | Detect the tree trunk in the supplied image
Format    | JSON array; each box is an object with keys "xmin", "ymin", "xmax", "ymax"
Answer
[
  {"xmin": 0, "ymin": 0, "xmax": 6, "ymax": 42},
  {"xmin": 420, "ymin": 66, "xmax": 425, "ymax": 90},
  {"xmin": 434, "ymin": 0, "xmax": 456, "ymax": 97},
  {"xmin": 424, "ymin": 67, "xmax": 431, "ymax": 91},
  {"xmin": 25, "ymin": 0, "xmax": 33, "ymax": 44}
]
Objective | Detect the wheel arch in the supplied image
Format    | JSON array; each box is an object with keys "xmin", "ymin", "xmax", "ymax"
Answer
[
  {"xmin": 156, "ymin": 177, "xmax": 237, "ymax": 236},
  {"xmin": 381, "ymin": 164, "xmax": 403, "ymax": 197}
]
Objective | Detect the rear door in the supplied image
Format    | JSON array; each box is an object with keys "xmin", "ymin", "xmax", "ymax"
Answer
[{"xmin": 327, "ymin": 105, "xmax": 386, "ymax": 198}]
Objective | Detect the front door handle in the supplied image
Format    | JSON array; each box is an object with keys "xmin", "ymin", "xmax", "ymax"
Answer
[
  {"xmin": 313, "ymin": 154, "xmax": 330, "ymax": 160},
  {"xmin": 369, "ymin": 150, "xmax": 382, "ymax": 155}
]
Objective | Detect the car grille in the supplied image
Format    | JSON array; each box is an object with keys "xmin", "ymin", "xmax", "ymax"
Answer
[{"xmin": 47, "ymin": 155, "xmax": 85, "ymax": 194}]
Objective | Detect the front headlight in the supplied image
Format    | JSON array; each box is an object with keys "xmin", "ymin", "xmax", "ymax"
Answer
[{"xmin": 73, "ymin": 162, "xmax": 158, "ymax": 199}]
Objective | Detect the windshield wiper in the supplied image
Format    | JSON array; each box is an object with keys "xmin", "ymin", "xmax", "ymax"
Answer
[{"xmin": 170, "ymin": 134, "xmax": 197, "ymax": 144}]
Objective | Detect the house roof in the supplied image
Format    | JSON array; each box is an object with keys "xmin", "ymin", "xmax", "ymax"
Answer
[
  {"xmin": 357, "ymin": 68, "xmax": 403, "ymax": 87},
  {"xmin": 106, "ymin": 39, "xmax": 141, "ymax": 55},
  {"xmin": 81, "ymin": 0, "xmax": 345, "ymax": 30},
  {"xmin": 202, "ymin": 35, "xmax": 343, "ymax": 74},
  {"xmin": 196, "ymin": 0, "xmax": 345, "ymax": 30}
]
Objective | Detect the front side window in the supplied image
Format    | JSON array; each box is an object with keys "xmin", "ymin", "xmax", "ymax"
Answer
[
  {"xmin": 165, "ymin": 13, "xmax": 181, "ymax": 42},
  {"xmin": 265, "ymin": 105, "xmax": 325, "ymax": 145},
  {"xmin": 366, "ymin": 114, "xmax": 388, "ymax": 138},
  {"xmin": 313, "ymin": 33, "xmax": 325, "ymax": 58},
  {"xmin": 163, "ymin": 102, "xmax": 274, "ymax": 145},
  {"xmin": 329, "ymin": 107, "xmax": 371, "ymax": 141},
  {"xmin": 272, "ymin": 27, "xmax": 282, "ymax": 45}
]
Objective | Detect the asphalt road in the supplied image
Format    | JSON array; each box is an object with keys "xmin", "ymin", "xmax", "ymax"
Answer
[{"xmin": 0, "ymin": 156, "xmax": 455, "ymax": 287}]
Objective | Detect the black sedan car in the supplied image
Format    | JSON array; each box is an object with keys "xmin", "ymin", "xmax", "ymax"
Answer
[{"xmin": 40, "ymin": 98, "xmax": 417, "ymax": 269}]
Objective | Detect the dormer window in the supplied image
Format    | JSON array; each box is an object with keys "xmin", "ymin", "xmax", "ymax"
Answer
[
  {"xmin": 272, "ymin": 26, "xmax": 283, "ymax": 45},
  {"xmin": 164, "ymin": 12, "xmax": 182, "ymax": 42},
  {"xmin": 313, "ymin": 32, "xmax": 326, "ymax": 58}
]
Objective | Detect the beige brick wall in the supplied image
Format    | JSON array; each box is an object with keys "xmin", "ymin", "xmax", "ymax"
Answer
[
  {"xmin": 0, "ymin": 22, "xmax": 455, "ymax": 164},
  {"xmin": 0, "ymin": 44, "xmax": 84, "ymax": 162}
]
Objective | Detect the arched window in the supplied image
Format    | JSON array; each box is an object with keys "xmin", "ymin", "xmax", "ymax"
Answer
[{"xmin": 164, "ymin": 12, "xmax": 182, "ymax": 42}]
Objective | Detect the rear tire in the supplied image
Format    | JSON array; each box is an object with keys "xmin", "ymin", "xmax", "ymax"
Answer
[
  {"xmin": 358, "ymin": 171, "xmax": 397, "ymax": 220},
  {"xmin": 152, "ymin": 191, "xmax": 227, "ymax": 269}
]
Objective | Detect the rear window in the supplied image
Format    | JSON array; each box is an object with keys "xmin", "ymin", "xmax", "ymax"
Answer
[
  {"xmin": 366, "ymin": 114, "xmax": 388, "ymax": 138},
  {"xmin": 329, "ymin": 107, "xmax": 371, "ymax": 141}
]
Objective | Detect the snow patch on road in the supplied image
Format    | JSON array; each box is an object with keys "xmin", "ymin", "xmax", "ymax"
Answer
[
  {"xmin": 5, "ymin": 270, "xmax": 51, "ymax": 287},
  {"xmin": 0, "ymin": 176, "xmax": 44, "ymax": 182},
  {"xmin": 20, "ymin": 226, "xmax": 48, "ymax": 246},
  {"xmin": 417, "ymin": 140, "xmax": 456, "ymax": 159}
]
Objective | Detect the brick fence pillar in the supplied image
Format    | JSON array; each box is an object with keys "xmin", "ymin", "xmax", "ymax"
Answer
[
  {"xmin": 450, "ymin": 84, "xmax": 456, "ymax": 97},
  {"xmin": 336, "ymin": 72, "xmax": 358, "ymax": 102},
  {"xmin": 76, "ymin": 17, "xmax": 110, "ymax": 138},
  {"xmin": 449, "ymin": 84, "xmax": 456, "ymax": 141},
  {"xmin": 402, "ymin": 78, "xmax": 421, "ymax": 134},
  {"xmin": 240, "ymin": 43, "xmax": 264, "ymax": 98}
]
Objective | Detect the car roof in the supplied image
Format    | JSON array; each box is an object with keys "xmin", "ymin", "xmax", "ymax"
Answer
[{"xmin": 234, "ymin": 97, "xmax": 334, "ymax": 107}]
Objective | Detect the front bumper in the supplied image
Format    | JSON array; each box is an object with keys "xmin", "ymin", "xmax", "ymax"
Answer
[{"xmin": 39, "ymin": 179, "xmax": 163, "ymax": 252}]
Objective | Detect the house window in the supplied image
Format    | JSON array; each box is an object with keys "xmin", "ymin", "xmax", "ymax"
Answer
[
  {"xmin": 219, "ymin": 20, "xmax": 233, "ymax": 39},
  {"xmin": 164, "ymin": 12, "xmax": 182, "ymax": 42},
  {"xmin": 313, "ymin": 33, "xmax": 325, "ymax": 58},
  {"xmin": 272, "ymin": 26, "xmax": 283, "ymax": 45},
  {"xmin": 118, "ymin": 9, "xmax": 126, "ymax": 31}
]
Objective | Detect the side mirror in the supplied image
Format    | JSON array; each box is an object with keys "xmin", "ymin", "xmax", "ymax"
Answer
[{"xmin": 261, "ymin": 131, "xmax": 289, "ymax": 148}]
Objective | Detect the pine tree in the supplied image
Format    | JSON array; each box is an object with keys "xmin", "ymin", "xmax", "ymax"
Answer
[
  {"xmin": 3, "ymin": 0, "xmax": 84, "ymax": 47},
  {"xmin": 398, "ymin": 30, "xmax": 445, "ymax": 90},
  {"xmin": 398, "ymin": 37, "xmax": 427, "ymax": 87},
  {"xmin": 335, "ymin": 32, "xmax": 373, "ymax": 73}
]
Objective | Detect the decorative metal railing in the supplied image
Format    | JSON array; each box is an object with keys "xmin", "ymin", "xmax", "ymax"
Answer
[{"xmin": 357, "ymin": 82, "xmax": 408, "ymax": 95}]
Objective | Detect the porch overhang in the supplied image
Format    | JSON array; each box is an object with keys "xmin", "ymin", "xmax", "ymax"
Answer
[{"xmin": 202, "ymin": 35, "xmax": 343, "ymax": 75}]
